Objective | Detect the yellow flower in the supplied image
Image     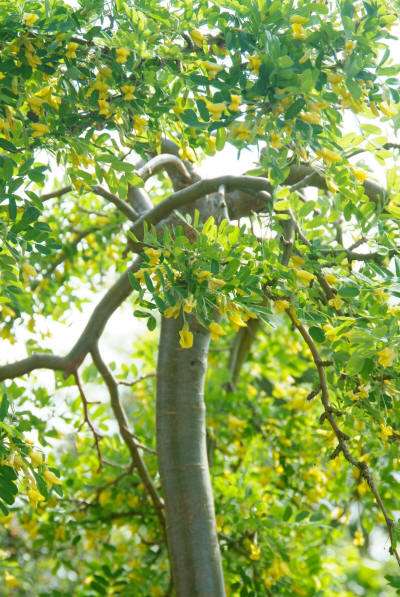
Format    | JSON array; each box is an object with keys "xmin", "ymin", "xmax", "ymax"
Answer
[
  {"xmin": 44, "ymin": 469, "xmax": 62, "ymax": 486},
  {"xmin": 205, "ymin": 100, "xmax": 226, "ymax": 121},
  {"xmin": 27, "ymin": 488, "xmax": 45, "ymax": 508},
  {"xmin": 231, "ymin": 122, "xmax": 252, "ymax": 141},
  {"xmin": 270, "ymin": 132, "xmax": 282, "ymax": 149},
  {"xmin": 24, "ymin": 13, "xmax": 39, "ymax": 27},
  {"xmin": 116, "ymin": 47, "xmax": 130, "ymax": 64},
  {"xmin": 164, "ymin": 304, "xmax": 181, "ymax": 319},
  {"xmin": 133, "ymin": 114, "xmax": 148, "ymax": 134},
  {"xmin": 190, "ymin": 29, "xmax": 205, "ymax": 47},
  {"xmin": 11, "ymin": 453, "xmax": 24, "ymax": 469},
  {"xmin": 183, "ymin": 296, "xmax": 196, "ymax": 314},
  {"xmin": 179, "ymin": 323, "xmax": 193, "ymax": 349},
  {"xmin": 228, "ymin": 415, "xmax": 246, "ymax": 431},
  {"xmin": 291, "ymin": 255, "xmax": 304, "ymax": 267},
  {"xmin": 200, "ymin": 61, "xmax": 223, "ymax": 80},
  {"xmin": 209, "ymin": 321, "xmax": 225, "ymax": 341},
  {"xmin": 291, "ymin": 23, "xmax": 306, "ymax": 40},
  {"xmin": 327, "ymin": 72, "xmax": 344, "ymax": 85},
  {"xmin": 206, "ymin": 135, "xmax": 217, "ymax": 155},
  {"xmin": 290, "ymin": 15, "xmax": 309, "ymax": 24},
  {"xmin": 377, "ymin": 347, "xmax": 395, "ymax": 368},
  {"xmin": 208, "ymin": 277, "xmax": 225, "ymax": 292},
  {"xmin": 380, "ymin": 422, "xmax": 393, "ymax": 440},
  {"xmin": 196, "ymin": 270, "xmax": 212, "ymax": 282},
  {"xmin": 380, "ymin": 101, "xmax": 397, "ymax": 117},
  {"xmin": 249, "ymin": 543, "xmax": 261, "ymax": 561},
  {"xmin": 352, "ymin": 167, "xmax": 367, "ymax": 183},
  {"xmin": 328, "ymin": 295, "xmax": 344, "ymax": 310},
  {"xmin": 66, "ymin": 41, "xmax": 79, "ymax": 59},
  {"xmin": 22, "ymin": 263, "xmax": 36, "ymax": 278},
  {"xmin": 316, "ymin": 147, "xmax": 342, "ymax": 164},
  {"xmin": 30, "ymin": 450, "xmax": 43, "ymax": 467},
  {"xmin": 179, "ymin": 145, "xmax": 196, "ymax": 161},
  {"xmin": 31, "ymin": 123, "xmax": 50, "ymax": 138},
  {"xmin": 274, "ymin": 299, "xmax": 290, "ymax": 313},
  {"xmin": 229, "ymin": 94, "xmax": 241, "ymax": 111},
  {"xmin": 0, "ymin": 72, "xmax": 6, "ymax": 80},
  {"xmin": 300, "ymin": 111, "xmax": 321, "ymax": 125},
  {"xmin": 144, "ymin": 247, "xmax": 161, "ymax": 266},
  {"xmin": 295, "ymin": 269, "xmax": 315, "ymax": 285},
  {"xmin": 345, "ymin": 40, "xmax": 356, "ymax": 54},
  {"xmin": 5, "ymin": 572, "xmax": 20, "ymax": 589},
  {"xmin": 248, "ymin": 55, "xmax": 262, "ymax": 73},
  {"xmin": 229, "ymin": 311, "xmax": 247, "ymax": 329},
  {"xmin": 98, "ymin": 98, "xmax": 111, "ymax": 116},
  {"xmin": 353, "ymin": 529, "xmax": 364, "ymax": 546},
  {"xmin": 324, "ymin": 272, "xmax": 337, "ymax": 285},
  {"xmin": 121, "ymin": 84, "xmax": 135, "ymax": 101}
]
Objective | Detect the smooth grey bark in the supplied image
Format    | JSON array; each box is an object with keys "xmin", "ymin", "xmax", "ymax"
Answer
[{"xmin": 157, "ymin": 316, "xmax": 226, "ymax": 597}]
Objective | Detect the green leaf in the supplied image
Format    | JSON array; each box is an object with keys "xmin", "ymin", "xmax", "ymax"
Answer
[
  {"xmin": 0, "ymin": 394, "xmax": 9, "ymax": 421},
  {"xmin": 308, "ymin": 326, "xmax": 325, "ymax": 343},
  {"xmin": 147, "ymin": 316, "xmax": 157, "ymax": 331},
  {"xmin": 338, "ymin": 285, "xmax": 359, "ymax": 298},
  {"xmin": 285, "ymin": 98, "xmax": 306, "ymax": 119},
  {"xmin": 0, "ymin": 138, "xmax": 18, "ymax": 152}
]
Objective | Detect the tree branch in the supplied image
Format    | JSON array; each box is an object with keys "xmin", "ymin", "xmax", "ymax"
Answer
[
  {"xmin": 90, "ymin": 344, "xmax": 165, "ymax": 531},
  {"xmin": 286, "ymin": 307, "xmax": 400, "ymax": 568},
  {"xmin": 74, "ymin": 371, "xmax": 103, "ymax": 470}
]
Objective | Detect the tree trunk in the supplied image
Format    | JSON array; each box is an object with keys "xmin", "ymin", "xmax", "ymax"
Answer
[{"xmin": 156, "ymin": 316, "xmax": 226, "ymax": 597}]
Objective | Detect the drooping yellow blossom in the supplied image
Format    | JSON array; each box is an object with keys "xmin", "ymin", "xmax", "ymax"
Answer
[
  {"xmin": 23, "ymin": 13, "xmax": 39, "ymax": 27},
  {"xmin": 27, "ymin": 488, "xmax": 45, "ymax": 508},
  {"xmin": 179, "ymin": 145, "xmax": 196, "ymax": 161},
  {"xmin": 200, "ymin": 61, "xmax": 223, "ymax": 79},
  {"xmin": 270, "ymin": 132, "xmax": 282, "ymax": 148},
  {"xmin": 229, "ymin": 311, "xmax": 247, "ymax": 329},
  {"xmin": 133, "ymin": 114, "xmax": 148, "ymax": 134},
  {"xmin": 205, "ymin": 100, "xmax": 227, "ymax": 121},
  {"xmin": 295, "ymin": 269, "xmax": 315, "ymax": 284},
  {"xmin": 353, "ymin": 529, "xmax": 364, "ymax": 546},
  {"xmin": 291, "ymin": 23, "xmax": 306, "ymax": 40},
  {"xmin": 291, "ymin": 255, "xmax": 304, "ymax": 267},
  {"xmin": 121, "ymin": 84, "xmax": 135, "ymax": 101},
  {"xmin": 179, "ymin": 323, "xmax": 193, "ymax": 349},
  {"xmin": 44, "ymin": 469, "xmax": 62, "ymax": 486},
  {"xmin": 249, "ymin": 543, "xmax": 261, "ymax": 560},
  {"xmin": 164, "ymin": 304, "xmax": 181, "ymax": 319},
  {"xmin": 116, "ymin": 47, "xmax": 130, "ymax": 64},
  {"xmin": 22, "ymin": 263, "xmax": 36, "ymax": 278},
  {"xmin": 345, "ymin": 40, "xmax": 356, "ymax": 54},
  {"xmin": 328, "ymin": 295, "xmax": 344, "ymax": 310},
  {"xmin": 274, "ymin": 299, "xmax": 290, "ymax": 313},
  {"xmin": 324, "ymin": 272, "xmax": 337, "ymax": 285},
  {"xmin": 11, "ymin": 453, "xmax": 24, "ymax": 469},
  {"xmin": 380, "ymin": 422, "xmax": 393, "ymax": 440},
  {"xmin": 209, "ymin": 321, "xmax": 225, "ymax": 341},
  {"xmin": 208, "ymin": 278, "xmax": 225, "ymax": 292},
  {"xmin": 5, "ymin": 572, "xmax": 20, "ymax": 589},
  {"xmin": 290, "ymin": 15, "xmax": 309, "ymax": 24},
  {"xmin": 300, "ymin": 111, "xmax": 321, "ymax": 125},
  {"xmin": 263, "ymin": 558, "xmax": 289, "ymax": 588},
  {"xmin": 190, "ymin": 29, "xmax": 205, "ymax": 47},
  {"xmin": 98, "ymin": 98, "xmax": 111, "ymax": 116},
  {"xmin": 229, "ymin": 94, "xmax": 241, "ymax": 111},
  {"xmin": 352, "ymin": 167, "xmax": 367, "ymax": 183},
  {"xmin": 206, "ymin": 135, "xmax": 217, "ymax": 154},
  {"xmin": 183, "ymin": 296, "xmax": 196, "ymax": 314},
  {"xmin": 30, "ymin": 450, "xmax": 43, "ymax": 467},
  {"xmin": 377, "ymin": 347, "xmax": 395, "ymax": 367},
  {"xmin": 380, "ymin": 101, "xmax": 397, "ymax": 117},
  {"xmin": 248, "ymin": 55, "xmax": 262, "ymax": 73},
  {"xmin": 0, "ymin": 72, "xmax": 6, "ymax": 80},
  {"xmin": 316, "ymin": 147, "xmax": 342, "ymax": 164},
  {"xmin": 327, "ymin": 72, "xmax": 344, "ymax": 85},
  {"xmin": 66, "ymin": 42, "xmax": 79, "ymax": 59},
  {"xmin": 196, "ymin": 270, "xmax": 212, "ymax": 282},
  {"xmin": 31, "ymin": 122, "xmax": 49, "ymax": 138},
  {"xmin": 144, "ymin": 247, "xmax": 161, "ymax": 266},
  {"xmin": 231, "ymin": 122, "xmax": 252, "ymax": 141}
]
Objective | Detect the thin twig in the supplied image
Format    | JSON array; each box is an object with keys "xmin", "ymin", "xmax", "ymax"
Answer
[{"xmin": 74, "ymin": 371, "xmax": 103, "ymax": 470}]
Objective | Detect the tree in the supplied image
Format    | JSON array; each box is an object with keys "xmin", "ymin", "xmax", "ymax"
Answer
[{"xmin": 0, "ymin": 0, "xmax": 400, "ymax": 594}]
